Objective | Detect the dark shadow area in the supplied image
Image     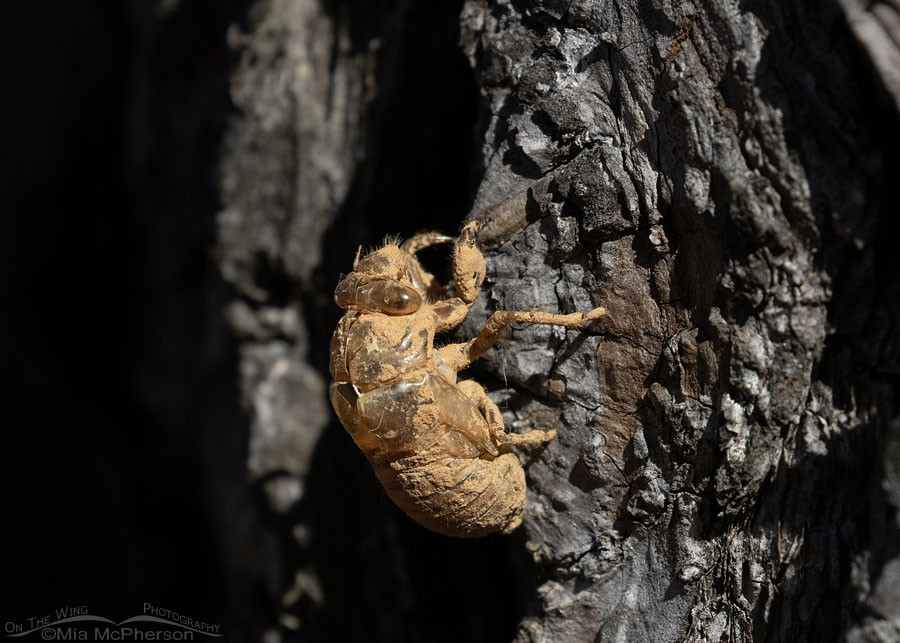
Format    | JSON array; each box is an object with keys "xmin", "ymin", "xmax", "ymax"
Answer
[
  {"xmin": 0, "ymin": 0, "xmax": 541, "ymax": 641},
  {"xmin": 308, "ymin": 0, "xmax": 487, "ymax": 346},
  {"xmin": 1, "ymin": 0, "xmax": 267, "ymax": 639},
  {"xmin": 296, "ymin": 3, "xmax": 536, "ymax": 642}
]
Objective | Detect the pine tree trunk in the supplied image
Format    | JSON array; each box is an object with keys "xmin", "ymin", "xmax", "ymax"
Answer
[{"xmin": 215, "ymin": 0, "xmax": 900, "ymax": 641}]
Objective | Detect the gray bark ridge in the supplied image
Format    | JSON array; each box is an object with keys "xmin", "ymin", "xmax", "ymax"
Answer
[
  {"xmin": 460, "ymin": 0, "xmax": 899, "ymax": 641},
  {"xmin": 219, "ymin": 0, "xmax": 359, "ymax": 486}
]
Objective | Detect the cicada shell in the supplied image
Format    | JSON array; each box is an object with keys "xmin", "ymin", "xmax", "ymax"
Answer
[{"xmin": 328, "ymin": 222, "xmax": 604, "ymax": 537}]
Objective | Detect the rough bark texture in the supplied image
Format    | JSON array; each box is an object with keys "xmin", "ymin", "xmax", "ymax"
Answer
[
  {"xmin": 216, "ymin": 0, "xmax": 900, "ymax": 641},
  {"xmin": 8, "ymin": 0, "xmax": 898, "ymax": 641},
  {"xmin": 455, "ymin": 1, "xmax": 900, "ymax": 640}
]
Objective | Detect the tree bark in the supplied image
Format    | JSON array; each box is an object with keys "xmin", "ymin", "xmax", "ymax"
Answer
[
  {"xmin": 455, "ymin": 1, "xmax": 900, "ymax": 640},
  {"xmin": 214, "ymin": 0, "xmax": 900, "ymax": 641}
]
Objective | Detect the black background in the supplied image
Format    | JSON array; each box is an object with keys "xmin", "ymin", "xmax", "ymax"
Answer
[{"xmin": 0, "ymin": 1, "xmax": 531, "ymax": 641}]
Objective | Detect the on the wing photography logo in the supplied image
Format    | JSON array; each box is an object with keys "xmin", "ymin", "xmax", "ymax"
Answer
[{"xmin": 4, "ymin": 604, "xmax": 221, "ymax": 640}]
